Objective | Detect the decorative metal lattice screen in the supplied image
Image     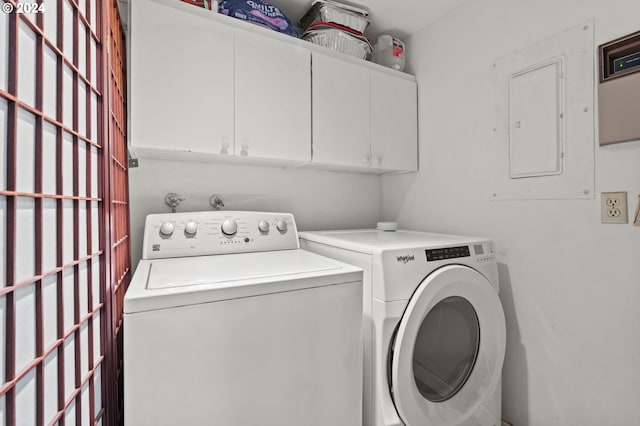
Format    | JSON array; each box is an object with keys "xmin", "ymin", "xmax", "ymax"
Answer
[
  {"xmin": 106, "ymin": 0, "xmax": 129, "ymax": 423},
  {"xmin": 0, "ymin": 0, "xmax": 130, "ymax": 424}
]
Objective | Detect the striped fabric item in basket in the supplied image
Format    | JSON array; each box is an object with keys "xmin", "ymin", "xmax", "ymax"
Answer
[{"xmin": 181, "ymin": 0, "xmax": 218, "ymax": 10}]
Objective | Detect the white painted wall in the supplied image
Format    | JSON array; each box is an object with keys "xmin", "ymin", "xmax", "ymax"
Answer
[
  {"xmin": 382, "ymin": 1, "xmax": 640, "ymax": 424},
  {"xmin": 128, "ymin": 159, "xmax": 381, "ymax": 267}
]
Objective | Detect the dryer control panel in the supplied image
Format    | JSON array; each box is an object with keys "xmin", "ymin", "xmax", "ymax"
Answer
[
  {"xmin": 379, "ymin": 240, "xmax": 498, "ymax": 301},
  {"xmin": 425, "ymin": 246, "xmax": 471, "ymax": 261},
  {"xmin": 142, "ymin": 211, "xmax": 299, "ymax": 260},
  {"xmin": 425, "ymin": 242, "xmax": 495, "ymax": 263},
  {"xmin": 471, "ymin": 242, "xmax": 495, "ymax": 264}
]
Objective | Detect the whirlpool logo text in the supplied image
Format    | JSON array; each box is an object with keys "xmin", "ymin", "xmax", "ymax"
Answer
[{"xmin": 396, "ymin": 255, "xmax": 415, "ymax": 264}]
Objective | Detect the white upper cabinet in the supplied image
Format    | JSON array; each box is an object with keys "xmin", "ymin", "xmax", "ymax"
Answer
[
  {"xmin": 312, "ymin": 52, "xmax": 371, "ymax": 168},
  {"xmin": 371, "ymin": 71, "xmax": 418, "ymax": 171},
  {"xmin": 129, "ymin": 0, "xmax": 417, "ymax": 173},
  {"xmin": 130, "ymin": 0, "xmax": 234, "ymax": 154},
  {"xmin": 234, "ymin": 30, "xmax": 311, "ymax": 162},
  {"xmin": 311, "ymin": 52, "xmax": 417, "ymax": 172}
]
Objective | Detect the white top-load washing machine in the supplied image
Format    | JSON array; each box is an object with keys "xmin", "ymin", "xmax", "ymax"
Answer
[
  {"xmin": 124, "ymin": 211, "xmax": 363, "ymax": 426},
  {"xmin": 299, "ymin": 229, "xmax": 506, "ymax": 426}
]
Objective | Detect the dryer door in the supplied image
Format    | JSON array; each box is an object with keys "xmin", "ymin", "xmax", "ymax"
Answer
[{"xmin": 389, "ymin": 265, "xmax": 506, "ymax": 426}]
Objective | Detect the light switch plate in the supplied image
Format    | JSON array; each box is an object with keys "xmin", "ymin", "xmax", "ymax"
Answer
[{"xmin": 601, "ymin": 192, "xmax": 628, "ymax": 223}]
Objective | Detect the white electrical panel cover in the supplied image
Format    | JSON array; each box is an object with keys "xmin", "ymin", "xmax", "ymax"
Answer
[
  {"xmin": 490, "ymin": 21, "xmax": 594, "ymax": 200},
  {"xmin": 509, "ymin": 58, "xmax": 564, "ymax": 178}
]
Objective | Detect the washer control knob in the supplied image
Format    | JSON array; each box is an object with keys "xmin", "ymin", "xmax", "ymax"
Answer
[
  {"xmin": 159, "ymin": 222, "xmax": 174, "ymax": 236},
  {"xmin": 221, "ymin": 219, "xmax": 238, "ymax": 237},
  {"xmin": 184, "ymin": 221, "xmax": 198, "ymax": 236},
  {"xmin": 258, "ymin": 220, "xmax": 270, "ymax": 234},
  {"xmin": 276, "ymin": 220, "xmax": 288, "ymax": 233}
]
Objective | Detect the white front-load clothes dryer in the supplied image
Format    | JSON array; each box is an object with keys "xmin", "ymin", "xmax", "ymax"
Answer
[{"xmin": 299, "ymin": 229, "xmax": 506, "ymax": 426}]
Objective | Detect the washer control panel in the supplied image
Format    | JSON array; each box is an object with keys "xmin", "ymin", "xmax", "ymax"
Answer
[{"xmin": 142, "ymin": 211, "xmax": 298, "ymax": 260}]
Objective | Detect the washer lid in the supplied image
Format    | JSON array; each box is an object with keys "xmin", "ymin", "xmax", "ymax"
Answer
[
  {"xmin": 124, "ymin": 249, "xmax": 362, "ymax": 313},
  {"xmin": 147, "ymin": 250, "xmax": 341, "ymax": 289},
  {"xmin": 389, "ymin": 265, "xmax": 506, "ymax": 426}
]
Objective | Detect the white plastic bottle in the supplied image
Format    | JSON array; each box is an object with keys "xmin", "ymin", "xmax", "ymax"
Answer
[{"xmin": 373, "ymin": 35, "xmax": 405, "ymax": 71}]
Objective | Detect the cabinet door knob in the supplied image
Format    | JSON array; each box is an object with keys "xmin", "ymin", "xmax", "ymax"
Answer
[
  {"xmin": 220, "ymin": 142, "xmax": 230, "ymax": 155},
  {"xmin": 361, "ymin": 155, "xmax": 370, "ymax": 164},
  {"xmin": 241, "ymin": 143, "xmax": 249, "ymax": 157},
  {"xmin": 373, "ymin": 156, "xmax": 382, "ymax": 166}
]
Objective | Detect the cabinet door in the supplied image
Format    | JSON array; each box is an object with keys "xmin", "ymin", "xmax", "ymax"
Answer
[
  {"xmin": 130, "ymin": 0, "xmax": 234, "ymax": 155},
  {"xmin": 312, "ymin": 53, "xmax": 371, "ymax": 167},
  {"xmin": 371, "ymin": 71, "xmax": 418, "ymax": 171},
  {"xmin": 235, "ymin": 31, "xmax": 311, "ymax": 162}
]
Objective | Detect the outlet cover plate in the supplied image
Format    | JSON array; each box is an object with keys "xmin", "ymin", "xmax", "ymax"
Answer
[{"xmin": 601, "ymin": 191, "xmax": 628, "ymax": 223}]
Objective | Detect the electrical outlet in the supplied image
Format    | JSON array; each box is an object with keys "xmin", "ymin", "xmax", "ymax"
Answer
[{"xmin": 601, "ymin": 192, "xmax": 628, "ymax": 223}]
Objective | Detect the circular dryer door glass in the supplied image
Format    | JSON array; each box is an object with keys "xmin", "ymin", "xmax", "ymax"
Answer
[{"xmin": 412, "ymin": 296, "xmax": 480, "ymax": 402}]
